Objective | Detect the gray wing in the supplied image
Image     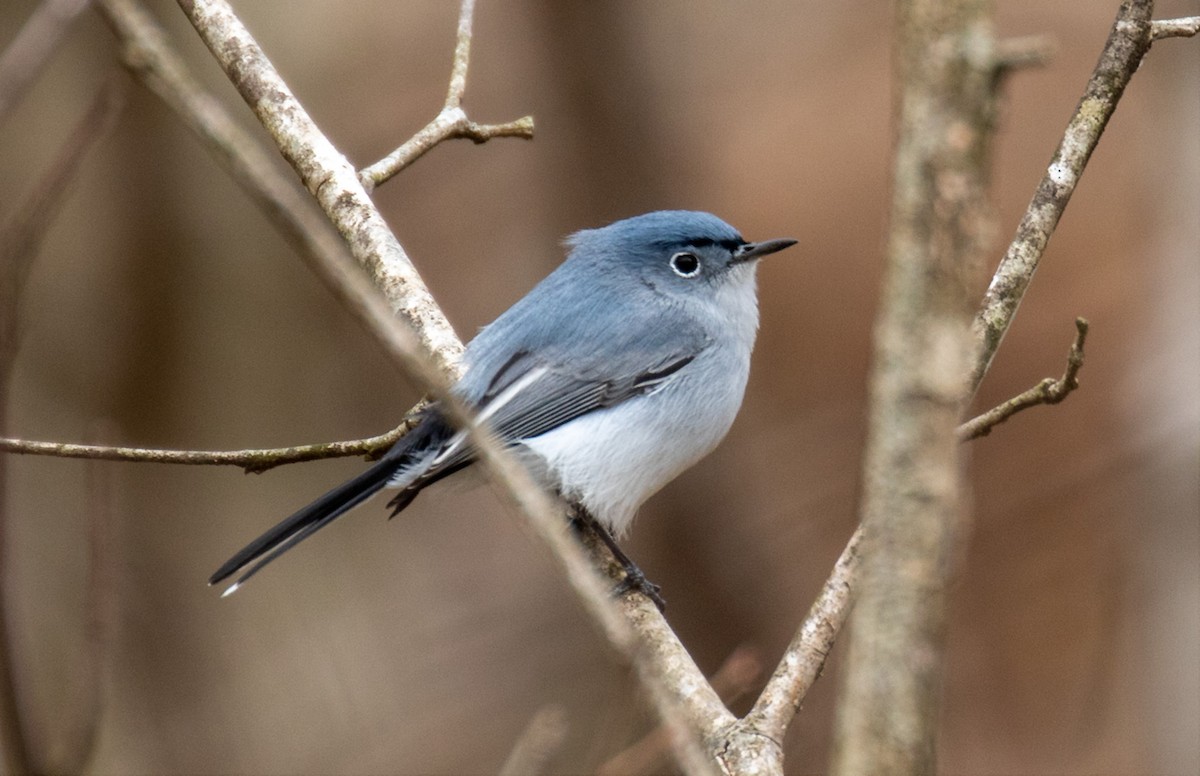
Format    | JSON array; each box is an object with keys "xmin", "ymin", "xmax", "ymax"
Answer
[
  {"xmin": 397, "ymin": 264, "xmax": 712, "ymax": 487},
  {"xmin": 405, "ymin": 346, "xmax": 701, "ymax": 487}
]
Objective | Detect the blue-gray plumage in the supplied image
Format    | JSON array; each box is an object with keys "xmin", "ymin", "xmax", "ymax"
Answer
[{"xmin": 210, "ymin": 211, "xmax": 796, "ymax": 595}]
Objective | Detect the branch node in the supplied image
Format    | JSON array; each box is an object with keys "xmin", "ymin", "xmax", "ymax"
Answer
[{"xmin": 959, "ymin": 317, "xmax": 1088, "ymax": 441}]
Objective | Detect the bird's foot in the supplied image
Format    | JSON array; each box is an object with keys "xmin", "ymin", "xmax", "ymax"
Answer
[{"xmin": 612, "ymin": 566, "xmax": 666, "ymax": 612}]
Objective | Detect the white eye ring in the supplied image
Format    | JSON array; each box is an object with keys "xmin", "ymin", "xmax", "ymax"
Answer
[{"xmin": 670, "ymin": 251, "xmax": 701, "ymax": 278}]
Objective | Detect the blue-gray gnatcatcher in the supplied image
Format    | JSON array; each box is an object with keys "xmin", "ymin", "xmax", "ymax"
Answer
[{"xmin": 210, "ymin": 211, "xmax": 796, "ymax": 598}]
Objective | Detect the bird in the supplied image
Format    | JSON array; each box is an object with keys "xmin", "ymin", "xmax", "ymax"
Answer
[{"xmin": 210, "ymin": 210, "xmax": 796, "ymax": 598}]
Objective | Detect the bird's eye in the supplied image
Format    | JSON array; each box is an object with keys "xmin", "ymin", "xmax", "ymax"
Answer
[{"xmin": 669, "ymin": 252, "xmax": 701, "ymax": 278}]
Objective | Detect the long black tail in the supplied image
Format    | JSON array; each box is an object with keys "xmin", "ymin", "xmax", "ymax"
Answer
[{"xmin": 209, "ymin": 454, "xmax": 404, "ymax": 595}]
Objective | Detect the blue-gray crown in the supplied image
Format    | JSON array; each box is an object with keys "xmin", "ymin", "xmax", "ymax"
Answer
[{"xmin": 566, "ymin": 210, "xmax": 746, "ymax": 256}]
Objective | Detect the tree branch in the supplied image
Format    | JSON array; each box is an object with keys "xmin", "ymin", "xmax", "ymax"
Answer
[
  {"xmin": 970, "ymin": 0, "xmax": 1159, "ymax": 391},
  {"xmin": 959, "ymin": 317, "xmax": 1088, "ymax": 441},
  {"xmin": 175, "ymin": 0, "xmax": 465, "ymax": 372},
  {"xmin": 0, "ymin": 419, "xmax": 415, "ymax": 474},
  {"xmin": 830, "ymin": 0, "xmax": 997, "ymax": 770},
  {"xmin": 358, "ymin": 0, "xmax": 534, "ymax": 190},
  {"xmin": 741, "ymin": 526, "xmax": 863, "ymax": 743}
]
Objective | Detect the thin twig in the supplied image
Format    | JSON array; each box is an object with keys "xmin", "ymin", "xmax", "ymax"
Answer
[
  {"xmin": 1150, "ymin": 16, "xmax": 1200, "ymax": 40},
  {"xmin": 0, "ymin": 0, "xmax": 95, "ymax": 125},
  {"xmin": 970, "ymin": 0, "xmax": 1157, "ymax": 391},
  {"xmin": 960, "ymin": 318, "xmax": 1088, "ymax": 441},
  {"xmin": 0, "ymin": 419, "xmax": 414, "ymax": 474},
  {"xmin": 357, "ymin": 0, "xmax": 534, "ymax": 190},
  {"xmin": 497, "ymin": 704, "xmax": 569, "ymax": 776},
  {"xmin": 175, "ymin": 0, "xmax": 465, "ymax": 372}
]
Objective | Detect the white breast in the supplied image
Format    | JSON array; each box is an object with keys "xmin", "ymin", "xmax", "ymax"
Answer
[{"xmin": 522, "ymin": 272, "xmax": 759, "ymax": 536}]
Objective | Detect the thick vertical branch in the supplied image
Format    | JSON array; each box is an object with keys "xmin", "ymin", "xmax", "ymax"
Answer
[{"xmin": 830, "ymin": 1, "xmax": 997, "ymax": 773}]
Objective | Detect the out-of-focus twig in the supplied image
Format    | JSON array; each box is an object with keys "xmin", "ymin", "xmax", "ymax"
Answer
[
  {"xmin": 0, "ymin": 78, "xmax": 125, "ymax": 776},
  {"xmin": 358, "ymin": 0, "xmax": 533, "ymax": 190},
  {"xmin": 498, "ymin": 704, "xmax": 569, "ymax": 776},
  {"xmin": 959, "ymin": 318, "xmax": 1087, "ymax": 441},
  {"xmin": 0, "ymin": 0, "xmax": 95, "ymax": 125},
  {"xmin": 0, "ymin": 418, "xmax": 415, "ymax": 474}
]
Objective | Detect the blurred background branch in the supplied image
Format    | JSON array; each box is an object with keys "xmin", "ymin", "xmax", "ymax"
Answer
[
  {"xmin": 0, "ymin": 76, "xmax": 124, "ymax": 776},
  {"xmin": 831, "ymin": 0, "xmax": 997, "ymax": 771},
  {"xmin": 0, "ymin": 0, "xmax": 93, "ymax": 124}
]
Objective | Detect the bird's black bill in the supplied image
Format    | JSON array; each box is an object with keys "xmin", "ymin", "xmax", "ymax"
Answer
[{"xmin": 731, "ymin": 238, "xmax": 798, "ymax": 264}]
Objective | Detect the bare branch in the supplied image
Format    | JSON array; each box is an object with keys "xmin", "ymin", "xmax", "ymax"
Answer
[
  {"xmin": 0, "ymin": 419, "xmax": 415, "ymax": 474},
  {"xmin": 1150, "ymin": 16, "xmax": 1200, "ymax": 40},
  {"xmin": 174, "ymin": 0, "xmax": 465, "ymax": 372},
  {"xmin": 742, "ymin": 526, "xmax": 863, "ymax": 743},
  {"xmin": 970, "ymin": 0, "xmax": 1155, "ymax": 391},
  {"xmin": 831, "ymin": 0, "xmax": 996, "ymax": 770},
  {"xmin": 498, "ymin": 705, "xmax": 569, "ymax": 776},
  {"xmin": 0, "ymin": 0, "xmax": 95, "ymax": 125},
  {"xmin": 960, "ymin": 317, "xmax": 1087, "ymax": 441},
  {"xmin": 357, "ymin": 0, "xmax": 534, "ymax": 190},
  {"xmin": 598, "ymin": 645, "xmax": 763, "ymax": 776}
]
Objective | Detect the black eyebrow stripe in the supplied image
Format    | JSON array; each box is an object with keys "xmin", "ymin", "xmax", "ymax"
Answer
[{"xmin": 683, "ymin": 237, "xmax": 745, "ymax": 250}]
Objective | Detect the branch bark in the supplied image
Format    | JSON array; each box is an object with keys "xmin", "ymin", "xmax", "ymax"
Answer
[{"xmin": 830, "ymin": 0, "xmax": 997, "ymax": 772}]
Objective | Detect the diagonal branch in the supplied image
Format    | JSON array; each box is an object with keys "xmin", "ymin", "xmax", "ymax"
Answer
[
  {"xmin": 358, "ymin": 0, "xmax": 534, "ymax": 190},
  {"xmin": 959, "ymin": 317, "xmax": 1087, "ymax": 441},
  {"xmin": 970, "ymin": 0, "xmax": 1160, "ymax": 391},
  {"xmin": 175, "ymin": 0, "xmax": 465, "ymax": 372},
  {"xmin": 0, "ymin": 0, "xmax": 96, "ymax": 125}
]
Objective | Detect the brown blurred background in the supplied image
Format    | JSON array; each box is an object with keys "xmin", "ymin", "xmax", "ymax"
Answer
[{"xmin": 1, "ymin": 1, "xmax": 1197, "ymax": 773}]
